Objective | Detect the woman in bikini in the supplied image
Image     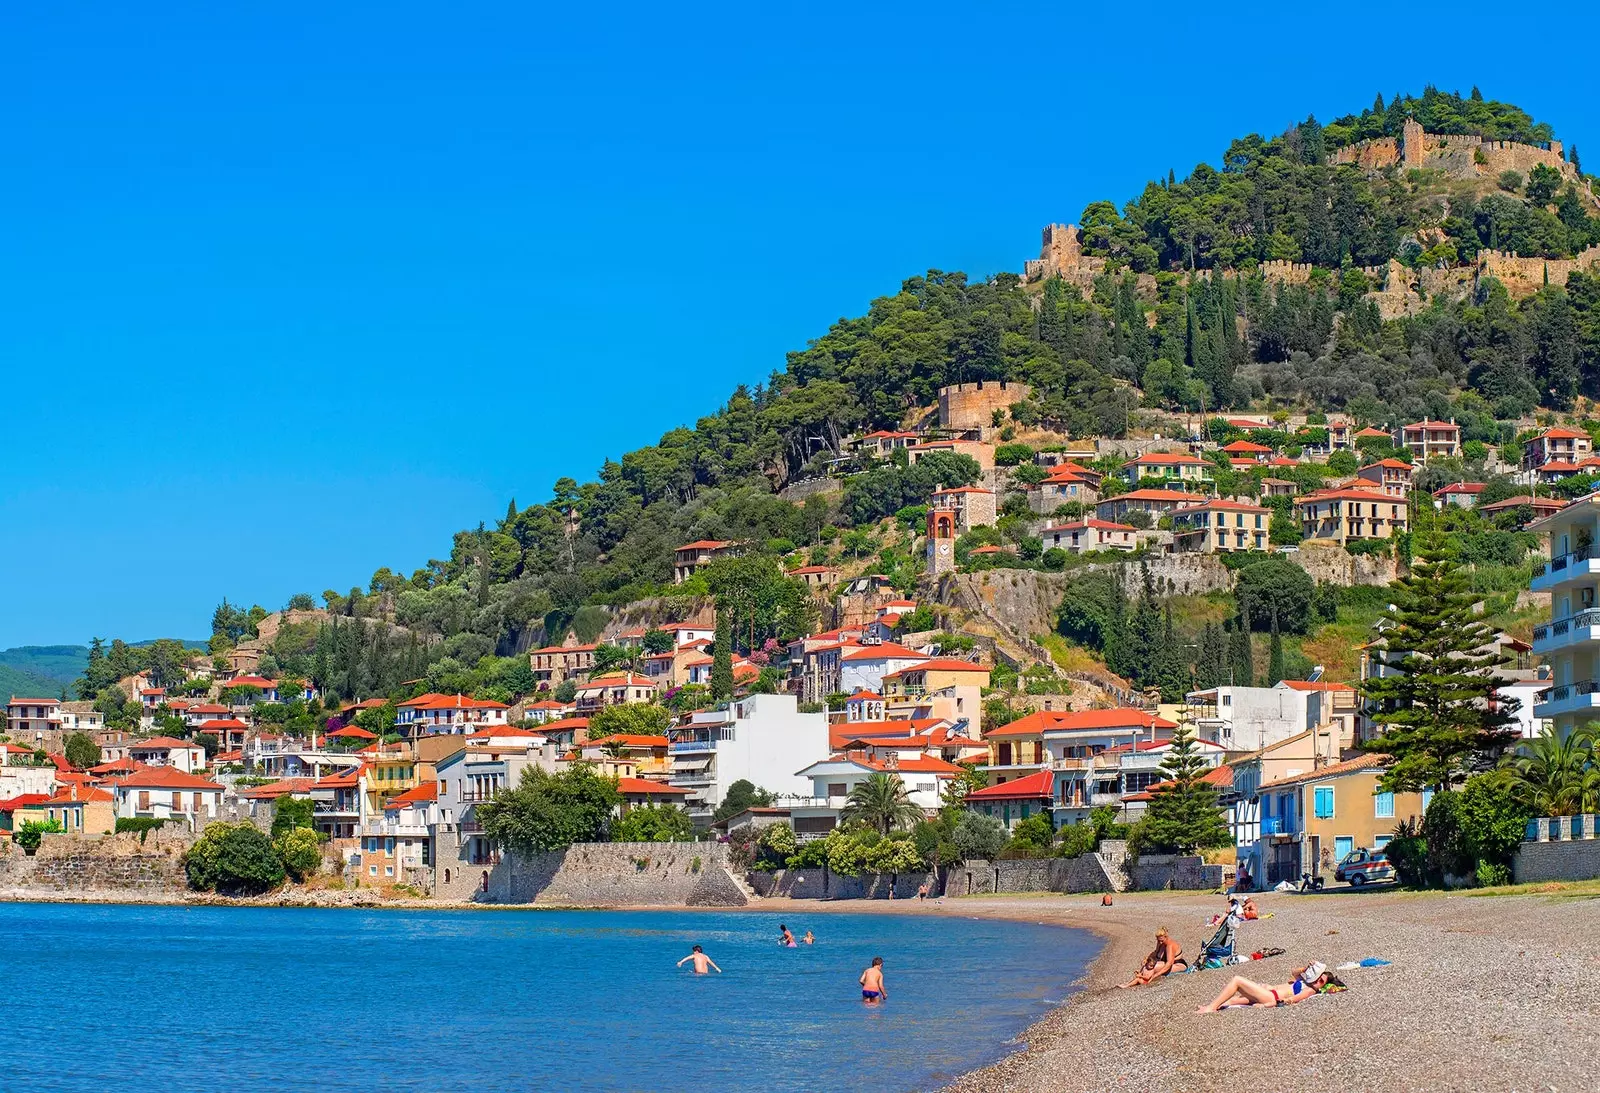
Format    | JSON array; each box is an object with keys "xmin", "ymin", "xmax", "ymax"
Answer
[{"xmin": 1194, "ymin": 962, "xmax": 1336, "ymax": 1013}]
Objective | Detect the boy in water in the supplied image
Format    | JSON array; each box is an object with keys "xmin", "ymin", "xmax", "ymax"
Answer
[
  {"xmin": 676, "ymin": 945, "xmax": 722, "ymax": 974},
  {"xmin": 779, "ymin": 924, "xmax": 797, "ymax": 947},
  {"xmin": 859, "ymin": 957, "xmax": 887, "ymax": 1004}
]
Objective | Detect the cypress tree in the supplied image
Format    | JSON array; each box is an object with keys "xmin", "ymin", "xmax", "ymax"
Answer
[
  {"xmin": 1195, "ymin": 622, "xmax": 1225, "ymax": 690},
  {"xmin": 1266, "ymin": 611, "xmax": 1286, "ymax": 686},
  {"xmin": 1137, "ymin": 724, "xmax": 1233, "ymax": 854},
  {"xmin": 710, "ymin": 609, "xmax": 735, "ymax": 701},
  {"xmin": 1228, "ymin": 613, "xmax": 1254, "ymax": 688},
  {"xmin": 1359, "ymin": 535, "xmax": 1521, "ymax": 792}
]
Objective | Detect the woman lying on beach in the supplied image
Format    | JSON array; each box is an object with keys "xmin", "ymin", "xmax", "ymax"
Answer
[
  {"xmin": 1118, "ymin": 927, "xmax": 1185, "ymax": 987},
  {"xmin": 1194, "ymin": 962, "xmax": 1342, "ymax": 1013}
]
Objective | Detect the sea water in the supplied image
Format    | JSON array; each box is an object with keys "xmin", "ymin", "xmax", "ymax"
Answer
[{"xmin": 1, "ymin": 902, "xmax": 1097, "ymax": 1092}]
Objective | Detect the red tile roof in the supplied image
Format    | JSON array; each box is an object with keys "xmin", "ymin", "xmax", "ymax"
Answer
[
  {"xmin": 1432, "ymin": 482, "xmax": 1485, "ymax": 497},
  {"xmin": 198, "ymin": 719, "xmax": 248, "ymax": 730},
  {"xmin": 584, "ymin": 734, "xmax": 669, "ymax": 749},
  {"xmin": 964, "ymin": 768, "xmax": 1054, "ymax": 800},
  {"xmin": 1403, "ymin": 420, "xmax": 1459, "ymax": 431},
  {"xmin": 227, "ymin": 675, "xmax": 277, "ymax": 689},
  {"xmin": 676, "ymin": 539, "xmax": 732, "ymax": 551},
  {"xmin": 0, "ymin": 794, "xmax": 50, "ymax": 813},
  {"xmin": 383, "ymin": 782, "xmax": 439, "ymax": 808},
  {"xmin": 1257, "ymin": 753, "xmax": 1389, "ymax": 791},
  {"xmin": 1106, "ymin": 488, "xmax": 1198, "ymax": 503},
  {"xmin": 129, "ymin": 736, "xmax": 198, "ymax": 751},
  {"xmin": 882, "ymin": 659, "xmax": 990, "ymax": 677},
  {"xmin": 327, "ymin": 726, "xmax": 379, "ymax": 739},
  {"xmin": 577, "ymin": 673, "xmax": 656, "ymax": 689},
  {"xmin": 398, "ymin": 693, "xmax": 510, "ymax": 710},
  {"xmin": 1221, "ymin": 440, "xmax": 1273, "ymax": 453},
  {"xmin": 984, "ymin": 707, "xmax": 1176, "ymax": 738},
  {"xmin": 847, "ymin": 691, "xmax": 882, "ymax": 702},
  {"xmin": 616, "ymin": 777, "xmax": 690, "ymax": 796},
  {"xmin": 186, "ymin": 703, "xmax": 230, "ymax": 715},
  {"xmin": 842, "ymin": 642, "xmax": 926, "ymax": 662},
  {"xmin": 1535, "ymin": 427, "xmax": 1590, "ymax": 439},
  {"xmin": 107, "ymin": 768, "xmax": 224, "ymax": 791},
  {"xmin": 1279, "ymin": 680, "xmax": 1355, "ymax": 693}
]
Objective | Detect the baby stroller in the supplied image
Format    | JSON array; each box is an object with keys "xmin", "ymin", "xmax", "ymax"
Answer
[{"xmin": 1182, "ymin": 916, "xmax": 1239, "ymax": 972}]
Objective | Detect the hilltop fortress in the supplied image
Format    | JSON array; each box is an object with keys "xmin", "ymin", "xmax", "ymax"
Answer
[{"xmin": 1025, "ymin": 118, "xmax": 1600, "ymax": 315}]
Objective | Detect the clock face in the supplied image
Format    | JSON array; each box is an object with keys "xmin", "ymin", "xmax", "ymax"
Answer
[{"xmin": 939, "ymin": 544, "xmax": 950, "ymax": 555}]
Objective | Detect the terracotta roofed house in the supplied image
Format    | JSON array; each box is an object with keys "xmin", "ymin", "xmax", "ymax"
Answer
[
  {"xmin": 1096, "ymin": 488, "xmax": 1196, "ymax": 523},
  {"xmin": 1400, "ymin": 419, "xmax": 1461, "ymax": 460},
  {"xmin": 1040, "ymin": 519, "xmax": 1137, "ymax": 554},
  {"xmin": 1433, "ymin": 482, "xmax": 1484, "ymax": 509},
  {"xmin": 1296, "ymin": 487, "xmax": 1408, "ymax": 545},
  {"xmin": 1169, "ymin": 499, "xmax": 1270, "ymax": 554},
  {"xmin": 1355, "ymin": 458, "xmax": 1413, "ymax": 497},
  {"xmin": 1120, "ymin": 451, "xmax": 1213, "ymax": 489},
  {"xmin": 1523, "ymin": 426, "xmax": 1593, "ymax": 469},
  {"xmin": 673, "ymin": 540, "xmax": 736, "ymax": 583}
]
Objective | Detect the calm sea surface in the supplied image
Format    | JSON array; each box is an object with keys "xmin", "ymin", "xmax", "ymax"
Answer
[{"xmin": 2, "ymin": 901, "xmax": 1097, "ymax": 1093}]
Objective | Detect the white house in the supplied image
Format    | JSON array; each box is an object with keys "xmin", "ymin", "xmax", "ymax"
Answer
[
  {"xmin": 394, "ymin": 693, "xmax": 510, "ymax": 738},
  {"xmin": 839, "ymin": 642, "xmax": 927, "ymax": 695},
  {"xmin": 666, "ymin": 694, "xmax": 828, "ymax": 825},
  {"xmin": 108, "ymin": 767, "xmax": 224, "ymax": 823},
  {"xmin": 127, "ymin": 736, "xmax": 206, "ymax": 774},
  {"xmin": 1182, "ymin": 685, "xmax": 1317, "ymax": 752},
  {"xmin": 788, "ymin": 752, "xmax": 962, "ymax": 836}
]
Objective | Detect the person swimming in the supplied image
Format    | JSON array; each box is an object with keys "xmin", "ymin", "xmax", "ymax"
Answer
[
  {"xmin": 675, "ymin": 945, "xmax": 722, "ymax": 975},
  {"xmin": 779, "ymin": 924, "xmax": 797, "ymax": 947},
  {"xmin": 802, "ymin": 930, "xmax": 815, "ymax": 945},
  {"xmin": 859, "ymin": 957, "xmax": 886, "ymax": 1004}
]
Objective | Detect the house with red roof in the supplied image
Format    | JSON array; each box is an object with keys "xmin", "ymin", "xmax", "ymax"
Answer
[
  {"xmin": 395, "ymin": 693, "xmax": 510, "ymax": 738},
  {"xmin": 528, "ymin": 642, "xmax": 599, "ymax": 685},
  {"xmin": 616, "ymin": 776, "xmax": 691, "ymax": 810},
  {"xmin": 673, "ymin": 540, "xmax": 737, "ymax": 584},
  {"xmin": 128, "ymin": 736, "xmax": 206, "ymax": 774},
  {"xmin": 0, "ymin": 793, "xmax": 52, "ymax": 833},
  {"xmin": 27, "ymin": 784, "xmax": 117, "ymax": 835},
  {"xmin": 6, "ymin": 697, "xmax": 62, "ymax": 738},
  {"xmin": 180, "ymin": 702, "xmax": 232, "ymax": 728},
  {"xmin": 1096, "ymin": 488, "xmax": 1199, "ymax": 524},
  {"xmin": 1354, "ymin": 458, "xmax": 1413, "ymax": 497},
  {"xmin": 1120, "ymin": 450, "xmax": 1214, "ymax": 490},
  {"xmin": 854, "ymin": 429, "xmax": 920, "ymax": 458},
  {"xmin": 574, "ymin": 672, "xmax": 659, "ymax": 713},
  {"xmin": 963, "ymin": 768, "xmax": 1054, "ymax": 830},
  {"xmin": 576, "ymin": 733, "xmax": 671, "ymax": 779},
  {"xmin": 1523, "ymin": 426, "xmax": 1593, "ymax": 469},
  {"xmin": 1400, "ymin": 419, "xmax": 1461, "ymax": 460},
  {"xmin": 223, "ymin": 675, "xmax": 280, "ymax": 702},
  {"xmin": 840, "ymin": 642, "xmax": 928, "ymax": 695},
  {"xmin": 790, "ymin": 751, "xmax": 966, "ymax": 835},
  {"xmin": 880, "ymin": 659, "xmax": 990, "ymax": 732},
  {"xmin": 930, "ymin": 485, "xmax": 997, "ymax": 532},
  {"xmin": 1169, "ymin": 499, "xmax": 1270, "ymax": 554},
  {"xmin": 1040, "ymin": 519, "xmax": 1137, "ymax": 555},
  {"xmin": 1295, "ymin": 486, "xmax": 1409, "ymax": 546},
  {"xmin": 107, "ymin": 766, "xmax": 225, "ymax": 823},
  {"xmin": 1034, "ymin": 462, "xmax": 1101, "ymax": 510},
  {"xmin": 1220, "ymin": 439, "xmax": 1274, "ymax": 462},
  {"xmin": 359, "ymin": 781, "xmax": 439, "ymax": 882},
  {"xmin": 198, "ymin": 718, "xmax": 249, "ymax": 752},
  {"xmin": 1432, "ymin": 481, "xmax": 1484, "ymax": 509}
]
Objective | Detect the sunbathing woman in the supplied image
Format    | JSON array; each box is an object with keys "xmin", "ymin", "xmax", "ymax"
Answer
[
  {"xmin": 1119, "ymin": 927, "xmax": 1184, "ymax": 987},
  {"xmin": 1194, "ymin": 962, "xmax": 1338, "ymax": 1013}
]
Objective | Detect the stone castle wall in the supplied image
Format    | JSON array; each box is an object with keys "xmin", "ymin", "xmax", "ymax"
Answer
[
  {"xmin": 431, "ymin": 837, "xmax": 747, "ymax": 906},
  {"xmin": 0, "ymin": 831, "xmax": 191, "ymax": 897},
  {"xmin": 938, "ymin": 380, "xmax": 1032, "ymax": 431},
  {"xmin": 1478, "ymin": 246, "xmax": 1600, "ymax": 295}
]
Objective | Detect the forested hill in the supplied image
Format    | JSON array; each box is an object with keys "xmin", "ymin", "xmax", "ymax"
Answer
[{"xmin": 129, "ymin": 88, "xmax": 1600, "ymax": 700}]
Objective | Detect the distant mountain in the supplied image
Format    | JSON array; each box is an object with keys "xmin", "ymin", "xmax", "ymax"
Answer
[{"xmin": 0, "ymin": 641, "xmax": 210, "ymax": 701}]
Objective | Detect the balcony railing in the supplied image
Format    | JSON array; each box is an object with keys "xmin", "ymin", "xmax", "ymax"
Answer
[
  {"xmin": 668, "ymin": 740, "xmax": 714, "ymax": 754},
  {"xmin": 1534, "ymin": 546, "xmax": 1593, "ymax": 579},
  {"xmin": 1540, "ymin": 680, "xmax": 1600, "ymax": 704},
  {"xmin": 459, "ymin": 791, "xmax": 498, "ymax": 803},
  {"xmin": 1533, "ymin": 608, "xmax": 1600, "ymax": 644}
]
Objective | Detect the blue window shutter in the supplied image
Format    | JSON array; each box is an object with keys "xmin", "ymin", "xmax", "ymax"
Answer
[
  {"xmin": 1314, "ymin": 786, "xmax": 1335, "ymax": 819},
  {"xmin": 1374, "ymin": 791, "xmax": 1395, "ymax": 819}
]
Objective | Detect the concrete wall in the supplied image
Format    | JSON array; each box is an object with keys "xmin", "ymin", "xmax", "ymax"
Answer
[
  {"xmin": 747, "ymin": 867, "xmax": 934, "ymax": 900},
  {"xmin": 432, "ymin": 837, "xmax": 748, "ymax": 907}
]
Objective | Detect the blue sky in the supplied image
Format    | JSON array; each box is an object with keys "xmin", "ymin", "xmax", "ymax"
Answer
[{"xmin": 4, "ymin": 2, "xmax": 1598, "ymax": 647}]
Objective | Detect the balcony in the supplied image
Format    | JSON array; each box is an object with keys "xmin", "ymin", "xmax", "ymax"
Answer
[
  {"xmin": 1532, "ymin": 547, "xmax": 1599, "ymax": 592},
  {"xmin": 1534, "ymin": 679, "xmax": 1600, "ymax": 719},
  {"xmin": 459, "ymin": 791, "xmax": 498, "ymax": 803},
  {"xmin": 668, "ymin": 739, "xmax": 715, "ymax": 754},
  {"xmin": 1051, "ymin": 757, "xmax": 1096, "ymax": 772},
  {"xmin": 1532, "ymin": 608, "xmax": 1600, "ymax": 654}
]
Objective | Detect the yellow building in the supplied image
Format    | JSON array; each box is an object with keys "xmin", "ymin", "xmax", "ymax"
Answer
[
  {"xmin": 17, "ymin": 786, "xmax": 117, "ymax": 836},
  {"xmin": 1252, "ymin": 753, "xmax": 1426, "ymax": 885},
  {"xmin": 1295, "ymin": 487, "xmax": 1409, "ymax": 545}
]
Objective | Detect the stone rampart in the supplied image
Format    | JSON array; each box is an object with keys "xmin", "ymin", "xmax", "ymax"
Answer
[
  {"xmin": 938, "ymin": 381, "xmax": 1032, "ymax": 432},
  {"xmin": 431, "ymin": 838, "xmax": 747, "ymax": 906},
  {"xmin": 0, "ymin": 831, "xmax": 190, "ymax": 896},
  {"xmin": 1478, "ymin": 246, "xmax": 1600, "ymax": 296},
  {"xmin": 1127, "ymin": 853, "xmax": 1223, "ymax": 891}
]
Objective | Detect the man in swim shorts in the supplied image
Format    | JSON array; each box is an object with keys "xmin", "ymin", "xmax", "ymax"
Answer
[{"xmin": 676, "ymin": 945, "xmax": 722, "ymax": 974}]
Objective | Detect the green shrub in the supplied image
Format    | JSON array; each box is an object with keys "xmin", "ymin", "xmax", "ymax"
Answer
[
  {"xmin": 15, "ymin": 819, "xmax": 63, "ymax": 855},
  {"xmin": 1475, "ymin": 861, "xmax": 1511, "ymax": 887},
  {"xmin": 1054, "ymin": 822, "xmax": 1097, "ymax": 858},
  {"xmin": 951, "ymin": 811, "xmax": 1007, "ymax": 861},
  {"xmin": 184, "ymin": 822, "xmax": 285, "ymax": 894},
  {"xmin": 1421, "ymin": 792, "xmax": 1472, "ymax": 885},
  {"xmin": 115, "ymin": 817, "xmax": 168, "ymax": 844},
  {"xmin": 276, "ymin": 827, "xmax": 323, "ymax": 881},
  {"xmin": 1384, "ymin": 823, "xmax": 1427, "ymax": 888}
]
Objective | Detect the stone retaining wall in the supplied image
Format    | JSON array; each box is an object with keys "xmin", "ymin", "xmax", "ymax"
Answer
[
  {"xmin": 431, "ymin": 838, "xmax": 747, "ymax": 906},
  {"xmin": 0, "ymin": 831, "xmax": 189, "ymax": 895},
  {"xmin": 1513, "ymin": 837, "xmax": 1600, "ymax": 884}
]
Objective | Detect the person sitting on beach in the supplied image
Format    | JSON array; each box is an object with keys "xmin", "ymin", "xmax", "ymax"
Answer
[
  {"xmin": 859, "ymin": 957, "xmax": 887, "ymax": 1004},
  {"xmin": 779, "ymin": 924, "xmax": 797, "ymax": 947},
  {"xmin": 1241, "ymin": 897, "xmax": 1260, "ymax": 920},
  {"xmin": 803, "ymin": 930, "xmax": 815, "ymax": 945},
  {"xmin": 676, "ymin": 945, "xmax": 722, "ymax": 975},
  {"xmin": 1119, "ymin": 927, "xmax": 1183, "ymax": 987},
  {"xmin": 1194, "ymin": 962, "xmax": 1340, "ymax": 1013},
  {"xmin": 1101, "ymin": 894, "xmax": 1114, "ymax": 906}
]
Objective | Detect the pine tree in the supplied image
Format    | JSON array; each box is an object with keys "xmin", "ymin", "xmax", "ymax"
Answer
[
  {"xmin": 1104, "ymin": 573, "xmax": 1131, "ymax": 680},
  {"xmin": 1266, "ymin": 610, "xmax": 1286, "ymax": 685},
  {"xmin": 1359, "ymin": 534, "xmax": 1521, "ymax": 792},
  {"xmin": 1570, "ymin": 145, "xmax": 1582, "ymax": 176},
  {"xmin": 1137, "ymin": 724, "xmax": 1232, "ymax": 854},
  {"xmin": 710, "ymin": 609, "xmax": 734, "ymax": 701},
  {"xmin": 1129, "ymin": 568, "xmax": 1163, "ymax": 686},
  {"xmin": 1228, "ymin": 613, "xmax": 1254, "ymax": 688}
]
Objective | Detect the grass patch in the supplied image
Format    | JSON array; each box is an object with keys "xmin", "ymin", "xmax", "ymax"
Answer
[{"xmin": 1035, "ymin": 631, "xmax": 1108, "ymax": 675}]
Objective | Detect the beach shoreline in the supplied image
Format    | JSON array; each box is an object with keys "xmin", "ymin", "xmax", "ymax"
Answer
[{"xmin": 10, "ymin": 883, "xmax": 1600, "ymax": 1091}]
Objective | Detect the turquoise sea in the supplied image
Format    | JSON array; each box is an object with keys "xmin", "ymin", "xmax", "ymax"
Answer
[{"xmin": 3, "ymin": 902, "xmax": 1097, "ymax": 1092}]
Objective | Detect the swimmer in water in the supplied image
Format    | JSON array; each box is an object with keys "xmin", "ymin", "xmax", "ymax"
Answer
[{"xmin": 675, "ymin": 945, "xmax": 722, "ymax": 975}]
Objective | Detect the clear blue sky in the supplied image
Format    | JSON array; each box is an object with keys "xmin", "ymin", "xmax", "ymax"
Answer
[{"xmin": 5, "ymin": 3, "xmax": 1598, "ymax": 647}]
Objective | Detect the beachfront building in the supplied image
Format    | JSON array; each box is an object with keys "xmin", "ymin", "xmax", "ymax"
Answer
[
  {"xmin": 1244, "ymin": 754, "xmax": 1426, "ymax": 886},
  {"xmin": 666, "ymin": 694, "xmax": 828, "ymax": 826},
  {"xmin": 788, "ymin": 752, "xmax": 964, "ymax": 836},
  {"xmin": 107, "ymin": 767, "xmax": 225, "ymax": 826},
  {"xmin": 963, "ymin": 768, "xmax": 1054, "ymax": 830},
  {"xmin": 1169, "ymin": 500, "xmax": 1270, "ymax": 554},
  {"xmin": 982, "ymin": 708, "xmax": 1181, "ymax": 824},
  {"xmin": 361, "ymin": 781, "xmax": 437, "ymax": 883},
  {"xmin": 1181, "ymin": 683, "xmax": 1354, "ymax": 753},
  {"xmin": 1531, "ymin": 494, "xmax": 1600, "ymax": 735},
  {"xmin": 32, "ymin": 785, "xmax": 116, "ymax": 835}
]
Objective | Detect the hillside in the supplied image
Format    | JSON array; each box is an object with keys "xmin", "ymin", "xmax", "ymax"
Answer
[{"xmin": 82, "ymin": 87, "xmax": 1592, "ymax": 704}]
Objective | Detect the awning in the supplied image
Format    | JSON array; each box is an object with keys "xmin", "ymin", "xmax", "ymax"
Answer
[{"xmin": 672, "ymin": 759, "xmax": 711, "ymax": 771}]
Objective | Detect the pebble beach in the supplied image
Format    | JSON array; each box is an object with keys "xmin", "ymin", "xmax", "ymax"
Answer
[{"xmin": 779, "ymin": 887, "xmax": 1600, "ymax": 1093}]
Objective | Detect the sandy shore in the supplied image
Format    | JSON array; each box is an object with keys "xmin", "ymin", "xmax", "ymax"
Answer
[{"xmin": 760, "ymin": 888, "xmax": 1599, "ymax": 1093}]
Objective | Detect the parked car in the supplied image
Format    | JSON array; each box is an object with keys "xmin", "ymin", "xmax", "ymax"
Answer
[{"xmin": 1334, "ymin": 847, "xmax": 1395, "ymax": 886}]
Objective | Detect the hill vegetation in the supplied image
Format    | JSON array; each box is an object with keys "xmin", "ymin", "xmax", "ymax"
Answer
[{"xmin": 71, "ymin": 88, "xmax": 1598, "ymax": 706}]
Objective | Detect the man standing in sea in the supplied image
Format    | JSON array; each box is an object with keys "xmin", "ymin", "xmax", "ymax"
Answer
[{"xmin": 676, "ymin": 945, "xmax": 722, "ymax": 974}]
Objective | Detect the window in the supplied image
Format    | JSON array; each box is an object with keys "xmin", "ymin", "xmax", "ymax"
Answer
[
  {"xmin": 1421, "ymin": 788, "xmax": 1434, "ymax": 811},
  {"xmin": 1373, "ymin": 834, "xmax": 1392, "ymax": 850},
  {"xmin": 369, "ymin": 865, "xmax": 378, "ymax": 876},
  {"xmin": 1374, "ymin": 791, "xmax": 1395, "ymax": 819},
  {"xmin": 1313, "ymin": 786, "xmax": 1335, "ymax": 819}
]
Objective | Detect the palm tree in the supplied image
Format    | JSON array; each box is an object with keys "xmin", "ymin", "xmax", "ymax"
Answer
[
  {"xmin": 1505, "ymin": 724, "xmax": 1597, "ymax": 816},
  {"xmin": 841, "ymin": 772, "xmax": 924, "ymax": 835}
]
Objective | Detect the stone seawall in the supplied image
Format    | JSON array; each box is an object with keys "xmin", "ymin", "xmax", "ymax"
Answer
[
  {"xmin": 432, "ymin": 839, "xmax": 748, "ymax": 906},
  {"xmin": 1513, "ymin": 838, "xmax": 1600, "ymax": 884},
  {"xmin": 750, "ymin": 851, "xmax": 1213, "ymax": 899},
  {"xmin": 0, "ymin": 831, "xmax": 190, "ymax": 897}
]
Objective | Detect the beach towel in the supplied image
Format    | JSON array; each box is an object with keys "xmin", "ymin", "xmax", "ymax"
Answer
[{"xmin": 1335, "ymin": 958, "xmax": 1392, "ymax": 970}]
